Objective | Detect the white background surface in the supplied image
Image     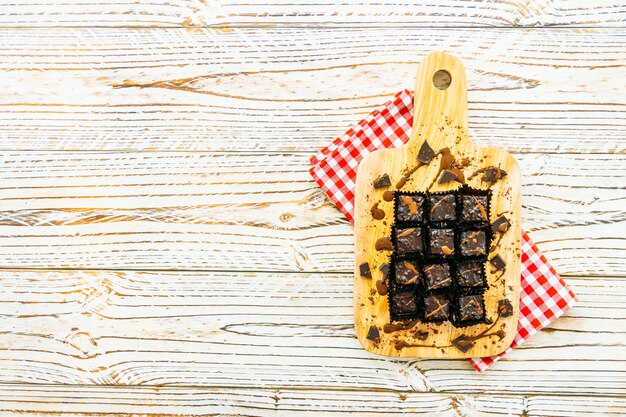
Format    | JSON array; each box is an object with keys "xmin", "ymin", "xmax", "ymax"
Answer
[{"xmin": 0, "ymin": 1, "xmax": 624, "ymax": 415}]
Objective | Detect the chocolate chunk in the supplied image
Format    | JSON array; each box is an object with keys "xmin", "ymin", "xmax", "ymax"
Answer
[
  {"xmin": 423, "ymin": 294, "xmax": 450, "ymax": 321},
  {"xmin": 375, "ymin": 236, "xmax": 393, "ymax": 251},
  {"xmin": 491, "ymin": 215, "xmax": 511, "ymax": 234},
  {"xmin": 460, "ymin": 230, "xmax": 487, "ymax": 256},
  {"xmin": 395, "ymin": 227, "xmax": 423, "ymax": 255},
  {"xmin": 373, "ymin": 174, "xmax": 392, "ymax": 189},
  {"xmin": 366, "ymin": 325, "xmax": 380, "ymax": 342},
  {"xmin": 429, "ymin": 228, "xmax": 455, "ymax": 256},
  {"xmin": 391, "ymin": 291, "xmax": 418, "ymax": 314},
  {"xmin": 397, "ymin": 194, "xmax": 425, "ymax": 222},
  {"xmin": 438, "ymin": 169, "xmax": 458, "ymax": 184},
  {"xmin": 484, "ymin": 167, "xmax": 507, "ymax": 182},
  {"xmin": 452, "ymin": 335, "xmax": 475, "ymax": 353},
  {"xmin": 490, "ymin": 254, "xmax": 506, "ymax": 271},
  {"xmin": 423, "ymin": 263, "xmax": 452, "ymax": 291},
  {"xmin": 456, "ymin": 261, "xmax": 485, "ymax": 288},
  {"xmin": 461, "ymin": 195, "xmax": 489, "ymax": 222},
  {"xmin": 416, "ymin": 331, "xmax": 429, "ymax": 340},
  {"xmin": 457, "ymin": 294, "xmax": 485, "ymax": 322},
  {"xmin": 394, "ymin": 260, "xmax": 421, "ymax": 286},
  {"xmin": 417, "ymin": 141, "xmax": 436, "ymax": 164},
  {"xmin": 498, "ymin": 299, "xmax": 514, "ymax": 318},
  {"xmin": 429, "ymin": 194, "xmax": 456, "ymax": 221},
  {"xmin": 359, "ymin": 262, "xmax": 372, "ymax": 278},
  {"xmin": 379, "ymin": 263, "xmax": 390, "ymax": 280}
]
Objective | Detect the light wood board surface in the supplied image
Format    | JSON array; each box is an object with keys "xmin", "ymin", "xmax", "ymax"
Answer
[
  {"xmin": 0, "ymin": 1, "xmax": 624, "ymax": 416},
  {"xmin": 353, "ymin": 52, "xmax": 520, "ymax": 358}
]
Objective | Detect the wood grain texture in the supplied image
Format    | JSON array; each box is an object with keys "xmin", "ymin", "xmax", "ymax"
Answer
[
  {"xmin": 0, "ymin": 151, "xmax": 622, "ymax": 275},
  {"xmin": 0, "ymin": 385, "xmax": 625, "ymax": 416},
  {"xmin": 353, "ymin": 52, "xmax": 520, "ymax": 358},
  {"xmin": 0, "ymin": 1, "xmax": 624, "ymax": 27},
  {"xmin": 0, "ymin": 28, "xmax": 624, "ymax": 152},
  {"xmin": 0, "ymin": 269, "xmax": 623, "ymax": 392}
]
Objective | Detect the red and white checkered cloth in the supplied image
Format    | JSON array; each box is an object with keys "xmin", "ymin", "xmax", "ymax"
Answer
[{"xmin": 309, "ymin": 89, "xmax": 578, "ymax": 372}]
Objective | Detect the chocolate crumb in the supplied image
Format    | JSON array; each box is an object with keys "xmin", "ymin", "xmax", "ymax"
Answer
[
  {"xmin": 375, "ymin": 236, "xmax": 393, "ymax": 251},
  {"xmin": 373, "ymin": 174, "xmax": 391, "ymax": 189},
  {"xmin": 498, "ymin": 299, "xmax": 513, "ymax": 318},
  {"xmin": 359, "ymin": 262, "xmax": 372, "ymax": 279},
  {"xmin": 452, "ymin": 335, "xmax": 474, "ymax": 353},
  {"xmin": 417, "ymin": 141, "xmax": 436, "ymax": 164},
  {"xmin": 366, "ymin": 325, "xmax": 380, "ymax": 342},
  {"xmin": 490, "ymin": 254, "xmax": 506, "ymax": 271}
]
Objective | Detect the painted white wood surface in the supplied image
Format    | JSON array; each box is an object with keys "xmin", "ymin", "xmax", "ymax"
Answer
[
  {"xmin": 0, "ymin": 1, "xmax": 623, "ymax": 27},
  {"xmin": 0, "ymin": 385, "xmax": 625, "ymax": 416},
  {"xmin": 0, "ymin": 28, "xmax": 624, "ymax": 153},
  {"xmin": 0, "ymin": 152, "xmax": 623, "ymax": 275},
  {"xmin": 0, "ymin": 2, "xmax": 624, "ymax": 415},
  {"xmin": 0, "ymin": 269, "xmax": 623, "ymax": 393}
]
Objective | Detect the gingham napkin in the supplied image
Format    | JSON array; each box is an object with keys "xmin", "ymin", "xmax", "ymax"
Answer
[{"xmin": 309, "ymin": 89, "xmax": 578, "ymax": 372}]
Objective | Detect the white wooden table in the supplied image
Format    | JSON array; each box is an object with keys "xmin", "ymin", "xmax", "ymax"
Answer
[{"xmin": 0, "ymin": 2, "xmax": 624, "ymax": 415}]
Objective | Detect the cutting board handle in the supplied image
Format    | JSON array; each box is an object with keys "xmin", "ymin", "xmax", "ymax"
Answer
[{"xmin": 408, "ymin": 52, "xmax": 469, "ymax": 150}]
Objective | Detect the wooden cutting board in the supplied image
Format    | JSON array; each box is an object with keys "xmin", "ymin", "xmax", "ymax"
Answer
[{"xmin": 353, "ymin": 52, "xmax": 521, "ymax": 358}]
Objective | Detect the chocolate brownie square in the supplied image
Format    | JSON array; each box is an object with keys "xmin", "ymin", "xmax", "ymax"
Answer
[
  {"xmin": 397, "ymin": 194, "xmax": 425, "ymax": 222},
  {"xmin": 394, "ymin": 260, "xmax": 421, "ymax": 286},
  {"xmin": 459, "ymin": 230, "xmax": 487, "ymax": 256},
  {"xmin": 457, "ymin": 294, "xmax": 485, "ymax": 322},
  {"xmin": 391, "ymin": 291, "xmax": 418, "ymax": 315},
  {"xmin": 456, "ymin": 261, "xmax": 485, "ymax": 288},
  {"xmin": 423, "ymin": 263, "xmax": 452, "ymax": 291},
  {"xmin": 429, "ymin": 194, "xmax": 456, "ymax": 221},
  {"xmin": 423, "ymin": 294, "xmax": 450, "ymax": 321},
  {"xmin": 395, "ymin": 227, "xmax": 423, "ymax": 255},
  {"xmin": 461, "ymin": 195, "xmax": 489, "ymax": 222},
  {"xmin": 429, "ymin": 228, "xmax": 455, "ymax": 256}
]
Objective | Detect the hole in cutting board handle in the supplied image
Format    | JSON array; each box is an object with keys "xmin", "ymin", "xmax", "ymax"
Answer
[{"xmin": 433, "ymin": 69, "xmax": 452, "ymax": 90}]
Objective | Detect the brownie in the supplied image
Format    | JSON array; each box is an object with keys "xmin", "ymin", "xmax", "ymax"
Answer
[
  {"xmin": 429, "ymin": 194, "xmax": 456, "ymax": 221},
  {"xmin": 423, "ymin": 263, "xmax": 452, "ymax": 291},
  {"xmin": 429, "ymin": 228, "xmax": 455, "ymax": 256},
  {"xmin": 397, "ymin": 194, "xmax": 425, "ymax": 222},
  {"xmin": 394, "ymin": 260, "xmax": 421, "ymax": 286},
  {"xmin": 457, "ymin": 294, "xmax": 485, "ymax": 322},
  {"xmin": 395, "ymin": 227, "xmax": 423, "ymax": 254},
  {"xmin": 456, "ymin": 261, "xmax": 484, "ymax": 288},
  {"xmin": 423, "ymin": 294, "xmax": 450, "ymax": 321},
  {"xmin": 392, "ymin": 291, "xmax": 418, "ymax": 315},
  {"xmin": 460, "ymin": 230, "xmax": 487, "ymax": 256},
  {"xmin": 461, "ymin": 195, "xmax": 488, "ymax": 222}
]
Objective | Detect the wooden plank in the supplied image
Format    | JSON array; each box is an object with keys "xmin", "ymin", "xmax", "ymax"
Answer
[
  {"xmin": 0, "ymin": 269, "xmax": 623, "ymax": 393},
  {"xmin": 0, "ymin": 385, "xmax": 625, "ymax": 417},
  {"xmin": 353, "ymin": 52, "xmax": 521, "ymax": 358},
  {"xmin": 0, "ymin": 151, "xmax": 622, "ymax": 275},
  {"xmin": 0, "ymin": 1, "xmax": 624, "ymax": 28},
  {"xmin": 0, "ymin": 28, "xmax": 624, "ymax": 153}
]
